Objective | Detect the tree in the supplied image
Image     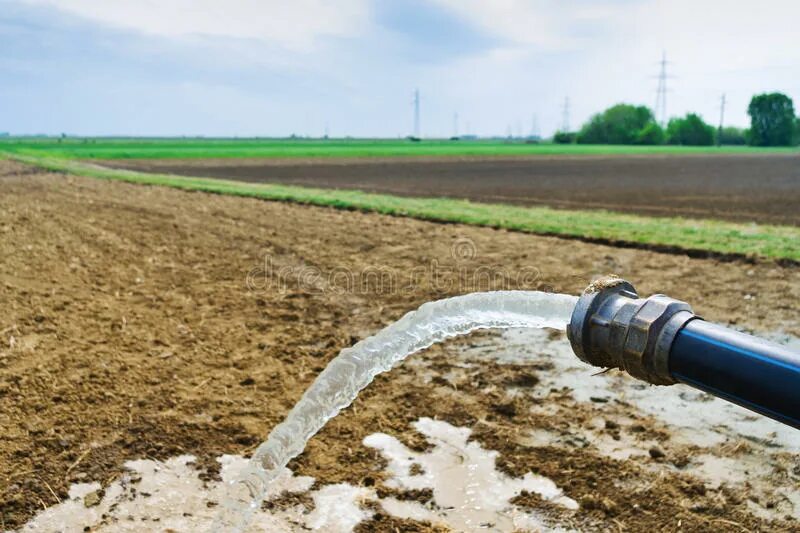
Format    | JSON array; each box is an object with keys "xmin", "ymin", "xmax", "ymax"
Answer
[
  {"xmin": 717, "ymin": 126, "xmax": 747, "ymax": 145},
  {"xmin": 747, "ymin": 92, "xmax": 795, "ymax": 146},
  {"xmin": 552, "ymin": 131, "xmax": 576, "ymax": 144},
  {"xmin": 635, "ymin": 123, "xmax": 665, "ymax": 145},
  {"xmin": 665, "ymin": 113, "xmax": 715, "ymax": 146},
  {"xmin": 576, "ymin": 104, "xmax": 657, "ymax": 144},
  {"xmin": 795, "ymin": 117, "xmax": 800, "ymax": 146}
]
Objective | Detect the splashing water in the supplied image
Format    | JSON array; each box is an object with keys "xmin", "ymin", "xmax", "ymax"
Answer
[{"xmin": 213, "ymin": 290, "xmax": 577, "ymax": 531}]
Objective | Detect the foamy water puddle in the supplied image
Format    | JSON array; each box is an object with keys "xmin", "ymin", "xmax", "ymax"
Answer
[
  {"xmin": 20, "ymin": 455, "xmax": 370, "ymax": 532},
  {"xmin": 365, "ymin": 417, "xmax": 577, "ymax": 531},
  {"xmin": 19, "ymin": 418, "xmax": 574, "ymax": 532}
]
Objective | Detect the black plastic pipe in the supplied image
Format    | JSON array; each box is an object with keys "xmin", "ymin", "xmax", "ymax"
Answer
[
  {"xmin": 669, "ymin": 320, "xmax": 800, "ymax": 429},
  {"xmin": 567, "ymin": 277, "xmax": 800, "ymax": 430}
]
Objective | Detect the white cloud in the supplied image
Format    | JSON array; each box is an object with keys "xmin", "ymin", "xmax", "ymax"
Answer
[
  {"xmin": 430, "ymin": 0, "xmax": 800, "ymax": 131},
  {"xmin": 616, "ymin": 0, "xmax": 800, "ymax": 70},
  {"xmin": 589, "ymin": 0, "xmax": 800, "ymax": 126},
  {"xmin": 431, "ymin": 0, "xmax": 630, "ymax": 50},
  {"xmin": 7, "ymin": 0, "xmax": 800, "ymax": 135},
  {"xmin": 22, "ymin": 0, "xmax": 372, "ymax": 51}
]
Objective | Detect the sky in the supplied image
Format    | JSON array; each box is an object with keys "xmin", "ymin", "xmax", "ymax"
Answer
[{"xmin": 1, "ymin": 0, "xmax": 799, "ymax": 137}]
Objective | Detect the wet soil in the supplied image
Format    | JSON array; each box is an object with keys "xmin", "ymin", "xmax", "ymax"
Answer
[
  {"xmin": 1, "ymin": 159, "xmax": 799, "ymax": 531},
  {"xmin": 107, "ymin": 153, "xmax": 800, "ymax": 225}
]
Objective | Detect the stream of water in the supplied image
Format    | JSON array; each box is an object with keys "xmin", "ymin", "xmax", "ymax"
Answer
[{"xmin": 212, "ymin": 290, "xmax": 577, "ymax": 531}]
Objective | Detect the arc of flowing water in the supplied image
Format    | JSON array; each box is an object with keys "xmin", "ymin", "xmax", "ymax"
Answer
[{"xmin": 212, "ymin": 290, "xmax": 578, "ymax": 531}]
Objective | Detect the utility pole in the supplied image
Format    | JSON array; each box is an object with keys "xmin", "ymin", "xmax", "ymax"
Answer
[
  {"xmin": 413, "ymin": 89, "xmax": 420, "ymax": 138},
  {"xmin": 654, "ymin": 51, "xmax": 670, "ymax": 127},
  {"xmin": 561, "ymin": 97, "xmax": 570, "ymax": 132},
  {"xmin": 530, "ymin": 114, "xmax": 539, "ymax": 139},
  {"xmin": 717, "ymin": 93, "xmax": 726, "ymax": 146}
]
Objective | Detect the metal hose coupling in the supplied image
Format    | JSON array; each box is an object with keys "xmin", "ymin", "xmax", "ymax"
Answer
[{"xmin": 567, "ymin": 276, "xmax": 697, "ymax": 386}]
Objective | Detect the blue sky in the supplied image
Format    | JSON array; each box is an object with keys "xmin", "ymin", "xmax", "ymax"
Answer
[{"xmin": 1, "ymin": 0, "xmax": 798, "ymax": 137}]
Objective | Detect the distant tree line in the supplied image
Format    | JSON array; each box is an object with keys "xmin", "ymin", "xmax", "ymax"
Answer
[{"xmin": 554, "ymin": 92, "xmax": 799, "ymax": 147}]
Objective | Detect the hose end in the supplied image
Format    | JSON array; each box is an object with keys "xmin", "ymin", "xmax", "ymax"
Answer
[{"xmin": 567, "ymin": 276, "xmax": 695, "ymax": 385}]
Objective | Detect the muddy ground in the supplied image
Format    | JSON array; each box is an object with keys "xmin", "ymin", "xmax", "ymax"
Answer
[
  {"xmin": 108, "ymin": 153, "xmax": 800, "ymax": 225},
  {"xmin": 1, "ymin": 159, "xmax": 799, "ymax": 531}
]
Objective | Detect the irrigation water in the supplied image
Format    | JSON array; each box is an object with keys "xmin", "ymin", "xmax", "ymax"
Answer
[{"xmin": 212, "ymin": 290, "xmax": 578, "ymax": 531}]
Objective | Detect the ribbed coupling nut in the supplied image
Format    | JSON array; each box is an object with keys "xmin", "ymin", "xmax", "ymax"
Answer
[{"xmin": 567, "ymin": 276, "xmax": 696, "ymax": 385}]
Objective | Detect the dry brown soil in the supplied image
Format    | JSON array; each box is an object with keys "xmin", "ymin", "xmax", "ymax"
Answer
[
  {"xmin": 107, "ymin": 153, "xmax": 800, "ymax": 225},
  {"xmin": 1, "ymin": 159, "xmax": 799, "ymax": 531}
]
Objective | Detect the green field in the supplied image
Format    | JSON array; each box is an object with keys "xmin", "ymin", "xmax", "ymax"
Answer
[
  {"xmin": 7, "ymin": 153, "xmax": 799, "ymax": 262},
  {"xmin": 1, "ymin": 137, "xmax": 795, "ymax": 160}
]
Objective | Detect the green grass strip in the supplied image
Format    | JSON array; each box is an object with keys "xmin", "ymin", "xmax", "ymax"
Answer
[
  {"xmin": 7, "ymin": 152, "xmax": 800, "ymax": 262},
  {"xmin": 1, "ymin": 137, "xmax": 796, "ymax": 159}
]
